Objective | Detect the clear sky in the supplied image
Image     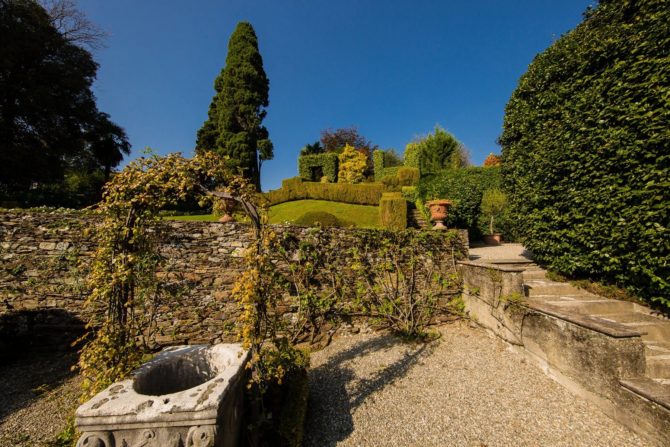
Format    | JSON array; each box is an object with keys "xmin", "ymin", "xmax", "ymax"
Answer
[{"xmin": 78, "ymin": 0, "xmax": 593, "ymax": 191}]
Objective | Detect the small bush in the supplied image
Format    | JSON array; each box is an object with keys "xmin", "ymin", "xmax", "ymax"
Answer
[
  {"xmin": 295, "ymin": 211, "xmax": 349, "ymax": 227},
  {"xmin": 379, "ymin": 192, "xmax": 407, "ymax": 231}
]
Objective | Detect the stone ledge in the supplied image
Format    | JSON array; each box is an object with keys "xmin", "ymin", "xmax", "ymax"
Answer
[{"xmin": 620, "ymin": 378, "xmax": 670, "ymax": 412}]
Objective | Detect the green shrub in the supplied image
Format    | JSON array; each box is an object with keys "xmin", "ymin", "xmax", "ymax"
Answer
[
  {"xmin": 480, "ymin": 188, "xmax": 507, "ymax": 235},
  {"xmin": 373, "ymin": 150, "xmax": 385, "ymax": 180},
  {"xmin": 295, "ymin": 211, "xmax": 349, "ymax": 227},
  {"xmin": 298, "ymin": 153, "xmax": 338, "ymax": 182},
  {"xmin": 500, "ymin": 0, "xmax": 670, "ymax": 309},
  {"xmin": 265, "ymin": 178, "xmax": 385, "ymax": 206},
  {"xmin": 379, "ymin": 192, "xmax": 407, "ymax": 231},
  {"xmin": 418, "ymin": 167, "xmax": 503, "ymax": 238},
  {"xmin": 404, "ymin": 142, "xmax": 422, "ymax": 171},
  {"xmin": 337, "ymin": 144, "xmax": 367, "ymax": 184},
  {"xmin": 401, "ymin": 186, "xmax": 418, "ymax": 202},
  {"xmin": 397, "ymin": 167, "xmax": 420, "ymax": 186}
]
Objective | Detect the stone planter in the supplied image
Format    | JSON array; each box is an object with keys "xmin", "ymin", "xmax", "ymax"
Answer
[
  {"xmin": 75, "ymin": 344, "xmax": 250, "ymax": 447},
  {"xmin": 426, "ymin": 199, "xmax": 452, "ymax": 230},
  {"xmin": 483, "ymin": 233, "xmax": 503, "ymax": 245},
  {"xmin": 218, "ymin": 198, "xmax": 236, "ymax": 223}
]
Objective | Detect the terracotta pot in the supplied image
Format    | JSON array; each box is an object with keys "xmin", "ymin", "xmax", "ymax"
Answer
[
  {"xmin": 483, "ymin": 233, "xmax": 502, "ymax": 245},
  {"xmin": 426, "ymin": 199, "xmax": 452, "ymax": 230},
  {"xmin": 218, "ymin": 197, "xmax": 236, "ymax": 223}
]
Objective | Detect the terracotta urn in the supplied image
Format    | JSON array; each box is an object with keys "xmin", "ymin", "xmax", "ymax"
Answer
[
  {"xmin": 218, "ymin": 197, "xmax": 236, "ymax": 223},
  {"xmin": 426, "ymin": 199, "xmax": 452, "ymax": 230}
]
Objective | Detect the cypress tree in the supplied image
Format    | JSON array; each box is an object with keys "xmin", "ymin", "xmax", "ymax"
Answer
[{"xmin": 196, "ymin": 22, "xmax": 272, "ymax": 190}]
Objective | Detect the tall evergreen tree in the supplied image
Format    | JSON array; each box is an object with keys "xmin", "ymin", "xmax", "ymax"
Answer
[{"xmin": 196, "ymin": 22, "xmax": 272, "ymax": 190}]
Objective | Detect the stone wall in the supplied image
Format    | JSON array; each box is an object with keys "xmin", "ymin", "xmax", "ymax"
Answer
[{"xmin": 0, "ymin": 210, "xmax": 467, "ymax": 350}]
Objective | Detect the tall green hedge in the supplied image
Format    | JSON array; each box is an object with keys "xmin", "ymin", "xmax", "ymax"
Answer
[
  {"xmin": 500, "ymin": 0, "xmax": 670, "ymax": 309},
  {"xmin": 417, "ymin": 167, "xmax": 504, "ymax": 238},
  {"xmin": 298, "ymin": 153, "xmax": 338, "ymax": 182},
  {"xmin": 379, "ymin": 192, "xmax": 407, "ymax": 231},
  {"xmin": 265, "ymin": 177, "xmax": 385, "ymax": 206}
]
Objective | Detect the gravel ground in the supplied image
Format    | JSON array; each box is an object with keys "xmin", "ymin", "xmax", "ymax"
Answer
[
  {"xmin": 0, "ymin": 349, "xmax": 81, "ymax": 447},
  {"xmin": 304, "ymin": 322, "xmax": 650, "ymax": 447}
]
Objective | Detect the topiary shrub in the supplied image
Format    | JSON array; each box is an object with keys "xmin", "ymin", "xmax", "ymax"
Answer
[
  {"xmin": 298, "ymin": 153, "xmax": 338, "ymax": 182},
  {"xmin": 480, "ymin": 188, "xmax": 507, "ymax": 235},
  {"xmin": 379, "ymin": 192, "xmax": 407, "ymax": 231},
  {"xmin": 264, "ymin": 179, "xmax": 385, "ymax": 206},
  {"xmin": 295, "ymin": 211, "xmax": 348, "ymax": 227},
  {"xmin": 500, "ymin": 0, "xmax": 670, "ymax": 309},
  {"xmin": 397, "ymin": 167, "xmax": 420, "ymax": 186}
]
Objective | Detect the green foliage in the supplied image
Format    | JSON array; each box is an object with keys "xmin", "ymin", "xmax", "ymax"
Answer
[
  {"xmin": 499, "ymin": 0, "xmax": 670, "ymax": 309},
  {"xmin": 401, "ymin": 186, "xmax": 418, "ymax": 202},
  {"xmin": 265, "ymin": 177, "xmax": 385, "ymax": 206},
  {"xmin": 397, "ymin": 167, "xmax": 420, "ymax": 186},
  {"xmin": 195, "ymin": 22, "xmax": 272, "ymax": 189},
  {"xmin": 300, "ymin": 141, "xmax": 323, "ymax": 156},
  {"xmin": 379, "ymin": 192, "xmax": 407, "ymax": 231},
  {"xmin": 403, "ymin": 142, "xmax": 422, "ymax": 170},
  {"xmin": 410, "ymin": 126, "xmax": 465, "ymax": 174},
  {"xmin": 373, "ymin": 150, "xmax": 385, "ymax": 180},
  {"xmin": 480, "ymin": 188, "xmax": 507, "ymax": 235},
  {"xmin": 295, "ymin": 211, "xmax": 350, "ymax": 228},
  {"xmin": 337, "ymin": 144, "xmax": 367, "ymax": 184},
  {"xmin": 418, "ymin": 167, "xmax": 503, "ymax": 238},
  {"xmin": 298, "ymin": 153, "xmax": 338, "ymax": 182},
  {"xmin": 0, "ymin": 0, "xmax": 129, "ymax": 207}
]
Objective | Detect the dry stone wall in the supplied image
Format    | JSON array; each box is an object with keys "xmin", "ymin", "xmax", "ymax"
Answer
[{"xmin": 0, "ymin": 210, "xmax": 467, "ymax": 350}]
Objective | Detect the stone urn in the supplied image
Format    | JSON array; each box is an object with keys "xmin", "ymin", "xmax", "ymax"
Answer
[
  {"xmin": 218, "ymin": 198, "xmax": 236, "ymax": 223},
  {"xmin": 426, "ymin": 199, "xmax": 452, "ymax": 230},
  {"xmin": 75, "ymin": 344, "xmax": 250, "ymax": 447}
]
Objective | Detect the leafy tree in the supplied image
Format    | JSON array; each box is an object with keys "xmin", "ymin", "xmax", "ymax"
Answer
[
  {"xmin": 337, "ymin": 144, "xmax": 367, "ymax": 184},
  {"xmin": 0, "ymin": 0, "xmax": 129, "ymax": 206},
  {"xmin": 299, "ymin": 140, "xmax": 323, "ymax": 156},
  {"xmin": 320, "ymin": 126, "xmax": 375, "ymax": 154},
  {"xmin": 407, "ymin": 126, "xmax": 467, "ymax": 174},
  {"xmin": 480, "ymin": 188, "xmax": 507, "ymax": 234},
  {"xmin": 500, "ymin": 0, "xmax": 670, "ymax": 309},
  {"xmin": 383, "ymin": 149, "xmax": 403, "ymax": 167},
  {"xmin": 196, "ymin": 21, "xmax": 272, "ymax": 190}
]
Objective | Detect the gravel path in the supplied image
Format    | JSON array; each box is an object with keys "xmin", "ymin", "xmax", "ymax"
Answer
[
  {"xmin": 304, "ymin": 322, "xmax": 650, "ymax": 447},
  {"xmin": 0, "ymin": 349, "xmax": 81, "ymax": 447}
]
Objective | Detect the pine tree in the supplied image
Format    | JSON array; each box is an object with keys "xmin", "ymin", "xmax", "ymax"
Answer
[{"xmin": 196, "ymin": 22, "xmax": 272, "ymax": 190}]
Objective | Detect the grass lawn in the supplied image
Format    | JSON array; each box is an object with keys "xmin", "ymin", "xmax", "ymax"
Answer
[
  {"xmin": 164, "ymin": 200, "xmax": 380, "ymax": 228},
  {"xmin": 269, "ymin": 200, "xmax": 380, "ymax": 228}
]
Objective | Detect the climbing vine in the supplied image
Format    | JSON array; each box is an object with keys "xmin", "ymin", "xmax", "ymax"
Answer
[{"xmin": 76, "ymin": 152, "xmax": 235, "ymax": 399}]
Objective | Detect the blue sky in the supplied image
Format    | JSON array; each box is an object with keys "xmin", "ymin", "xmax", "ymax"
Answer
[{"xmin": 79, "ymin": 0, "xmax": 593, "ymax": 191}]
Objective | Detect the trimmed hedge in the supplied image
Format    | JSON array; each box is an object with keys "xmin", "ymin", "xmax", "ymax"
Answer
[
  {"xmin": 298, "ymin": 153, "xmax": 338, "ymax": 182},
  {"xmin": 265, "ymin": 177, "xmax": 385, "ymax": 206},
  {"xmin": 500, "ymin": 0, "xmax": 670, "ymax": 309},
  {"xmin": 418, "ymin": 167, "xmax": 504, "ymax": 238},
  {"xmin": 379, "ymin": 192, "xmax": 407, "ymax": 231}
]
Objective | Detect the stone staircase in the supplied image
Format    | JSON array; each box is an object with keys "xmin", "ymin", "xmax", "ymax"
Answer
[
  {"xmin": 521, "ymin": 269, "xmax": 670, "ymax": 418},
  {"xmin": 408, "ymin": 208, "xmax": 429, "ymax": 229}
]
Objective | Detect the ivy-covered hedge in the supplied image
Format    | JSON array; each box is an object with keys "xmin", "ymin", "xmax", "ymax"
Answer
[
  {"xmin": 265, "ymin": 177, "xmax": 385, "ymax": 206},
  {"xmin": 298, "ymin": 153, "xmax": 338, "ymax": 182},
  {"xmin": 499, "ymin": 0, "xmax": 670, "ymax": 309},
  {"xmin": 379, "ymin": 192, "xmax": 407, "ymax": 231},
  {"xmin": 418, "ymin": 167, "xmax": 504, "ymax": 238}
]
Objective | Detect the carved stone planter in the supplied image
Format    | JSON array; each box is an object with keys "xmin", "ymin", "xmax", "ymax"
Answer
[
  {"xmin": 75, "ymin": 344, "xmax": 250, "ymax": 447},
  {"xmin": 426, "ymin": 199, "xmax": 452, "ymax": 230}
]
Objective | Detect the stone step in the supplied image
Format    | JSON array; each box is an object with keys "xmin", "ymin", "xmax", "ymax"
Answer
[
  {"xmin": 530, "ymin": 298, "xmax": 636, "ymax": 316},
  {"xmin": 646, "ymin": 355, "xmax": 670, "ymax": 379},
  {"xmin": 522, "ymin": 269, "xmax": 547, "ymax": 280},
  {"xmin": 594, "ymin": 313, "xmax": 670, "ymax": 342},
  {"xmin": 645, "ymin": 341, "xmax": 670, "ymax": 356},
  {"xmin": 620, "ymin": 377, "xmax": 670, "ymax": 412},
  {"xmin": 524, "ymin": 280, "xmax": 591, "ymax": 297}
]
